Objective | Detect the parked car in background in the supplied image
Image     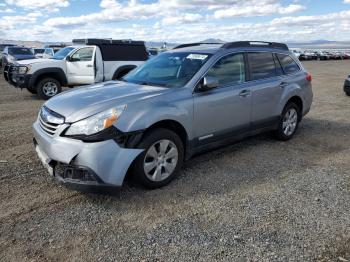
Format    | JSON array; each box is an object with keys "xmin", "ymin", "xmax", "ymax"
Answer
[
  {"xmin": 0, "ymin": 44, "xmax": 15, "ymax": 52},
  {"xmin": 332, "ymin": 52, "xmax": 344, "ymax": 60},
  {"xmin": 315, "ymin": 51, "xmax": 330, "ymax": 60},
  {"xmin": 344, "ymin": 75, "xmax": 350, "ymax": 96},
  {"xmin": 299, "ymin": 51, "xmax": 314, "ymax": 61},
  {"xmin": 32, "ymin": 41, "xmax": 313, "ymax": 189},
  {"xmin": 4, "ymin": 38, "xmax": 149, "ymax": 99},
  {"xmin": 33, "ymin": 48, "xmax": 45, "ymax": 58},
  {"xmin": 291, "ymin": 50, "xmax": 301, "ymax": 59},
  {"xmin": 0, "ymin": 44, "xmax": 16, "ymax": 67},
  {"xmin": 42, "ymin": 48, "xmax": 59, "ymax": 59},
  {"xmin": 341, "ymin": 52, "xmax": 350, "ymax": 60},
  {"xmin": 1, "ymin": 46, "xmax": 35, "ymax": 67},
  {"xmin": 42, "ymin": 44, "xmax": 66, "ymax": 59}
]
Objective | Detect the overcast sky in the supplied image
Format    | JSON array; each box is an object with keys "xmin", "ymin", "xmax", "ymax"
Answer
[{"xmin": 1, "ymin": 0, "xmax": 350, "ymax": 43}]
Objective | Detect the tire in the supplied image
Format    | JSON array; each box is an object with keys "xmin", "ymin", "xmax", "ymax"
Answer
[
  {"xmin": 345, "ymin": 92, "xmax": 350, "ymax": 97},
  {"xmin": 275, "ymin": 102, "xmax": 301, "ymax": 141},
  {"xmin": 26, "ymin": 86, "xmax": 37, "ymax": 94},
  {"xmin": 36, "ymin": 77, "xmax": 62, "ymax": 100},
  {"xmin": 131, "ymin": 128, "xmax": 184, "ymax": 189}
]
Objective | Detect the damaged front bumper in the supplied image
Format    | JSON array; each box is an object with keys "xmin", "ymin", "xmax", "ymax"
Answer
[{"xmin": 33, "ymin": 120, "xmax": 144, "ymax": 187}]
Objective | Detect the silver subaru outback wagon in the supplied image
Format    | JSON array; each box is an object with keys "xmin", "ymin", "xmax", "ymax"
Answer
[{"xmin": 33, "ymin": 41, "xmax": 313, "ymax": 189}]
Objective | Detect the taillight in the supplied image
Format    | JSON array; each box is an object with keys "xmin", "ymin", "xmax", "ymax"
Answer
[{"xmin": 306, "ymin": 73, "xmax": 312, "ymax": 82}]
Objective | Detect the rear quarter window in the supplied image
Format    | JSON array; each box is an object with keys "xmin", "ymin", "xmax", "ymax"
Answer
[{"xmin": 276, "ymin": 53, "xmax": 300, "ymax": 74}]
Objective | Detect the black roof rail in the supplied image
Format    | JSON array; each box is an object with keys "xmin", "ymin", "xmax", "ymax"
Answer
[
  {"xmin": 222, "ymin": 41, "xmax": 289, "ymax": 50},
  {"xmin": 173, "ymin": 42, "xmax": 222, "ymax": 49}
]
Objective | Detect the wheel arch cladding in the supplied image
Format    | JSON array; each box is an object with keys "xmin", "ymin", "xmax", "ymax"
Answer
[
  {"xmin": 286, "ymin": 96, "xmax": 303, "ymax": 115},
  {"xmin": 143, "ymin": 120, "xmax": 189, "ymax": 151},
  {"xmin": 31, "ymin": 68, "xmax": 68, "ymax": 87}
]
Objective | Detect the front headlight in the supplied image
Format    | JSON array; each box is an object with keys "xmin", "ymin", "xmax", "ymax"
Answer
[
  {"xmin": 18, "ymin": 65, "xmax": 29, "ymax": 74},
  {"xmin": 65, "ymin": 105, "xmax": 126, "ymax": 136}
]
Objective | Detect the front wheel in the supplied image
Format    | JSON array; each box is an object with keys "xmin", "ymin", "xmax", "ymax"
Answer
[
  {"xmin": 275, "ymin": 102, "xmax": 301, "ymax": 141},
  {"xmin": 345, "ymin": 92, "xmax": 350, "ymax": 97},
  {"xmin": 36, "ymin": 78, "xmax": 62, "ymax": 100},
  {"xmin": 131, "ymin": 128, "xmax": 184, "ymax": 189}
]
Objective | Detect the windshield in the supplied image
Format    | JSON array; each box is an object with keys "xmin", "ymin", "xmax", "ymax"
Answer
[
  {"xmin": 123, "ymin": 52, "xmax": 211, "ymax": 88},
  {"xmin": 52, "ymin": 47, "xmax": 75, "ymax": 60},
  {"xmin": 8, "ymin": 48, "xmax": 33, "ymax": 56}
]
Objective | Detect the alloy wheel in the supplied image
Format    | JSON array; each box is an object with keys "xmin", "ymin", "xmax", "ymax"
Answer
[
  {"xmin": 143, "ymin": 139, "xmax": 179, "ymax": 182},
  {"xmin": 282, "ymin": 108, "xmax": 298, "ymax": 136},
  {"xmin": 42, "ymin": 81, "xmax": 58, "ymax": 97}
]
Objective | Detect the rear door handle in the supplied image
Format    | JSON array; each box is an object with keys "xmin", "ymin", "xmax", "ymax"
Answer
[
  {"xmin": 86, "ymin": 64, "xmax": 93, "ymax": 68},
  {"xmin": 239, "ymin": 89, "xmax": 251, "ymax": 97}
]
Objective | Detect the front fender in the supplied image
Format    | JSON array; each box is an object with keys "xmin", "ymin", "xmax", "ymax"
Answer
[
  {"xmin": 116, "ymin": 102, "xmax": 194, "ymax": 139},
  {"xmin": 29, "ymin": 67, "xmax": 68, "ymax": 87}
]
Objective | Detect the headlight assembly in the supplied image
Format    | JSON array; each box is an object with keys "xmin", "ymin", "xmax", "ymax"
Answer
[
  {"xmin": 65, "ymin": 105, "xmax": 126, "ymax": 136},
  {"xmin": 18, "ymin": 66, "xmax": 29, "ymax": 74}
]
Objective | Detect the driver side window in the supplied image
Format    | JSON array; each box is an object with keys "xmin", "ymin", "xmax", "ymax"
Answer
[
  {"xmin": 206, "ymin": 53, "xmax": 245, "ymax": 86},
  {"xmin": 71, "ymin": 47, "xmax": 94, "ymax": 62}
]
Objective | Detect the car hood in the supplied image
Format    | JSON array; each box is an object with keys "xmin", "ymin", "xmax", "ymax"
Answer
[
  {"xmin": 45, "ymin": 81, "xmax": 171, "ymax": 123},
  {"xmin": 16, "ymin": 58, "xmax": 60, "ymax": 65}
]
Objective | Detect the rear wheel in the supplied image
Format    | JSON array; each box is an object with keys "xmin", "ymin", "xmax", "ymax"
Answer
[
  {"xmin": 36, "ymin": 77, "xmax": 62, "ymax": 100},
  {"xmin": 131, "ymin": 128, "xmax": 184, "ymax": 189},
  {"xmin": 275, "ymin": 102, "xmax": 301, "ymax": 141},
  {"xmin": 345, "ymin": 92, "xmax": 350, "ymax": 97}
]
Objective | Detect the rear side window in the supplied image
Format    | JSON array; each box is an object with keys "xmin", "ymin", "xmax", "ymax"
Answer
[
  {"xmin": 276, "ymin": 53, "xmax": 300, "ymax": 74},
  {"xmin": 248, "ymin": 52, "xmax": 278, "ymax": 81},
  {"xmin": 206, "ymin": 53, "xmax": 245, "ymax": 86}
]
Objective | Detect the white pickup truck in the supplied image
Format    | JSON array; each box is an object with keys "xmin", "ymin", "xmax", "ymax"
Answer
[{"xmin": 4, "ymin": 39, "xmax": 148, "ymax": 99}]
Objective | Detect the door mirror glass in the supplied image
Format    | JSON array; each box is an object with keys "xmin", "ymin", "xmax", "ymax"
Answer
[{"xmin": 199, "ymin": 76, "xmax": 219, "ymax": 91}]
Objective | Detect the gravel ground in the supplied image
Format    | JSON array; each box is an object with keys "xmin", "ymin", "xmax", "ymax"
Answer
[{"xmin": 0, "ymin": 61, "xmax": 350, "ymax": 261}]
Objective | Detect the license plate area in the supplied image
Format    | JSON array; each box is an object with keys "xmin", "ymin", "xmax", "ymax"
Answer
[{"xmin": 35, "ymin": 144, "xmax": 54, "ymax": 176}]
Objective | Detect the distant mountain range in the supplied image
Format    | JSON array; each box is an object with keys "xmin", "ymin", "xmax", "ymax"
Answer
[{"xmin": 1, "ymin": 38, "xmax": 350, "ymax": 50}]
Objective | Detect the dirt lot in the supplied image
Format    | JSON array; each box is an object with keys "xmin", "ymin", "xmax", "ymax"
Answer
[{"xmin": 0, "ymin": 61, "xmax": 350, "ymax": 261}]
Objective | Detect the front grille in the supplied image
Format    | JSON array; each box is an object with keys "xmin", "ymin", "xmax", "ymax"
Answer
[
  {"xmin": 39, "ymin": 114, "xmax": 60, "ymax": 136},
  {"xmin": 38, "ymin": 107, "xmax": 64, "ymax": 136}
]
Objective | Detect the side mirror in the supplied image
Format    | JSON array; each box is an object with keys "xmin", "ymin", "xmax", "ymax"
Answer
[
  {"xmin": 198, "ymin": 76, "xmax": 219, "ymax": 92},
  {"xmin": 66, "ymin": 56, "xmax": 80, "ymax": 62}
]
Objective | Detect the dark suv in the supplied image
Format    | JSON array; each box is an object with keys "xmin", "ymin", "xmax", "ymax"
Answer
[{"xmin": 1, "ymin": 46, "xmax": 35, "ymax": 67}]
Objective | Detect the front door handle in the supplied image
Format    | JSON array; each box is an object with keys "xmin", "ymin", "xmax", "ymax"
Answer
[
  {"xmin": 86, "ymin": 64, "xmax": 93, "ymax": 68},
  {"xmin": 280, "ymin": 82, "xmax": 288, "ymax": 88},
  {"xmin": 239, "ymin": 90, "xmax": 251, "ymax": 97}
]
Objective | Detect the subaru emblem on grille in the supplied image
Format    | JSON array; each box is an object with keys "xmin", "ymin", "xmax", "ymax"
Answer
[{"xmin": 40, "ymin": 107, "xmax": 64, "ymax": 124}]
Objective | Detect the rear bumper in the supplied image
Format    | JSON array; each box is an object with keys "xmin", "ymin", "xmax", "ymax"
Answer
[
  {"xmin": 33, "ymin": 120, "xmax": 143, "ymax": 187},
  {"xmin": 3, "ymin": 64, "xmax": 32, "ymax": 89},
  {"xmin": 344, "ymin": 79, "xmax": 350, "ymax": 93}
]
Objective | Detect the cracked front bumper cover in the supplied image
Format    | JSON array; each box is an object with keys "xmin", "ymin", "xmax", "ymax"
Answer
[{"xmin": 33, "ymin": 120, "xmax": 144, "ymax": 187}]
